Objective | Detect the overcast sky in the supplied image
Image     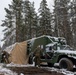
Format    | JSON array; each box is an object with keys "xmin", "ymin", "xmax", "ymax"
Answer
[{"xmin": 0, "ymin": 0, "xmax": 54, "ymax": 46}]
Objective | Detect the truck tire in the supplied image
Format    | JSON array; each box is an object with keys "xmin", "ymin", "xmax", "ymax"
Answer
[{"xmin": 59, "ymin": 58, "xmax": 73, "ymax": 70}]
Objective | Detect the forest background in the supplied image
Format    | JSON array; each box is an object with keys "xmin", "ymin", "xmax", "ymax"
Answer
[{"xmin": 1, "ymin": 0, "xmax": 76, "ymax": 50}]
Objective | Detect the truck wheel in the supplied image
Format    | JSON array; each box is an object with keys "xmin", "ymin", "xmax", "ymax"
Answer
[{"xmin": 59, "ymin": 58, "xmax": 73, "ymax": 70}]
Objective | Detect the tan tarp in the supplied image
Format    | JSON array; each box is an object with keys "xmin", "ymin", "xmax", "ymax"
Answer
[{"xmin": 4, "ymin": 41, "xmax": 29, "ymax": 65}]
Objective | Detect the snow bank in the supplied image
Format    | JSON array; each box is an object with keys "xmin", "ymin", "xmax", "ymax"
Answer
[
  {"xmin": 20, "ymin": 73, "xmax": 24, "ymax": 75},
  {"xmin": 0, "ymin": 68, "xmax": 17, "ymax": 75},
  {"xmin": 6, "ymin": 62, "xmax": 35, "ymax": 67},
  {"xmin": 0, "ymin": 63, "xmax": 17, "ymax": 75},
  {"xmin": 44, "ymin": 67, "xmax": 76, "ymax": 75},
  {"xmin": 57, "ymin": 50, "xmax": 76, "ymax": 55}
]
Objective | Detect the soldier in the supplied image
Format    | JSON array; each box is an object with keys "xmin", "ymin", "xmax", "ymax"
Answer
[
  {"xmin": 1, "ymin": 51, "xmax": 9, "ymax": 63},
  {"xmin": 34, "ymin": 46, "xmax": 42, "ymax": 67}
]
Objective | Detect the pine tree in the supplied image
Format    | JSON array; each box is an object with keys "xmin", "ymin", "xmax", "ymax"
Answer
[
  {"xmin": 38, "ymin": 0, "xmax": 52, "ymax": 36},
  {"xmin": 70, "ymin": 0, "xmax": 76, "ymax": 49},
  {"xmin": 54, "ymin": 0, "xmax": 73, "ymax": 46},
  {"xmin": 12, "ymin": 0, "xmax": 23, "ymax": 42},
  {"xmin": 1, "ymin": 8, "xmax": 15, "ymax": 47},
  {"xmin": 1, "ymin": 0, "xmax": 38, "ymax": 48},
  {"xmin": 23, "ymin": 0, "xmax": 38, "ymax": 39},
  {"xmin": 1, "ymin": 0, "xmax": 23, "ymax": 48},
  {"xmin": 30, "ymin": 2, "xmax": 38, "ymax": 38}
]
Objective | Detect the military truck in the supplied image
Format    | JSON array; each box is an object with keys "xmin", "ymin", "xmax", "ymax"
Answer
[{"xmin": 27, "ymin": 35, "xmax": 76, "ymax": 70}]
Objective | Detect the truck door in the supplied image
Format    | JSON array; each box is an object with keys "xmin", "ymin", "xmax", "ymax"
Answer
[{"xmin": 45, "ymin": 46, "xmax": 54, "ymax": 59}]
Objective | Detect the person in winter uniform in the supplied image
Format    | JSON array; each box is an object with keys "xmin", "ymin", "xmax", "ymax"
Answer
[
  {"xmin": 1, "ymin": 51, "xmax": 9, "ymax": 63},
  {"xmin": 34, "ymin": 46, "xmax": 42, "ymax": 67}
]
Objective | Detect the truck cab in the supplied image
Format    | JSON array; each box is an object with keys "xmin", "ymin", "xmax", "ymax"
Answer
[{"xmin": 44, "ymin": 43, "xmax": 76, "ymax": 70}]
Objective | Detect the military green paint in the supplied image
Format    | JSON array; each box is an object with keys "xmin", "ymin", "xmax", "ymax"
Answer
[
  {"xmin": 30, "ymin": 36, "xmax": 53, "ymax": 52},
  {"xmin": 27, "ymin": 35, "xmax": 76, "ymax": 67}
]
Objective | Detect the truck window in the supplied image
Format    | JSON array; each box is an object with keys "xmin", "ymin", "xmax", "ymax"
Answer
[{"xmin": 49, "ymin": 46, "xmax": 52, "ymax": 50}]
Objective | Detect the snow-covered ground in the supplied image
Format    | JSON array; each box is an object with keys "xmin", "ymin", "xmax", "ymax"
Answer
[
  {"xmin": 6, "ymin": 63, "xmax": 76, "ymax": 75},
  {"xmin": 44, "ymin": 67, "xmax": 76, "ymax": 75},
  {"xmin": 6, "ymin": 62, "xmax": 35, "ymax": 67},
  {"xmin": 0, "ymin": 63, "xmax": 17, "ymax": 75},
  {"xmin": 0, "ymin": 63, "xmax": 76, "ymax": 75}
]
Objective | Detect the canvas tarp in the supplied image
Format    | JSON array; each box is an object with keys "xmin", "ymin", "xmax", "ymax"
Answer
[{"xmin": 4, "ymin": 41, "xmax": 29, "ymax": 65}]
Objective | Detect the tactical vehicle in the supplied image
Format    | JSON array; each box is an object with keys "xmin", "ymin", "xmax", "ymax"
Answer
[{"xmin": 27, "ymin": 35, "xmax": 76, "ymax": 70}]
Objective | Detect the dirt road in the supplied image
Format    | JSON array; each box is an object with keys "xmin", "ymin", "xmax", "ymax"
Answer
[
  {"xmin": 0, "ymin": 64, "xmax": 76, "ymax": 75},
  {"xmin": 9, "ymin": 67, "xmax": 64, "ymax": 75}
]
